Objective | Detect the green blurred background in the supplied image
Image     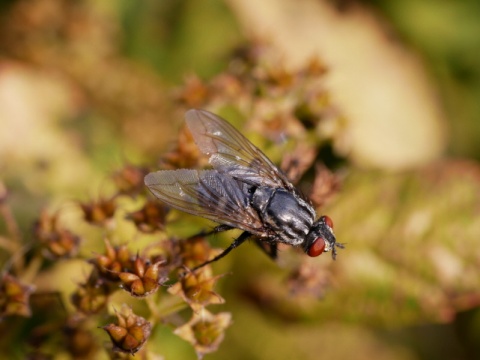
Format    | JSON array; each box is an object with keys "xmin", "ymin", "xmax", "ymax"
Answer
[{"xmin": 1, "ymin": 0, "xmax": 480, "ymax": 359}]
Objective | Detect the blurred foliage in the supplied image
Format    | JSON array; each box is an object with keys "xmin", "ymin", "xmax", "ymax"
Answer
[
  {"xmin": 118, "ymin": 0, "xmax": 242, "ymax": 83},
  {"xmin": 363, "ymin": 0, "xmax": 480, "ymax": 159},
  {"xmin": 1, "ymin": 0, "xmax": 480, "ymax": 359}
]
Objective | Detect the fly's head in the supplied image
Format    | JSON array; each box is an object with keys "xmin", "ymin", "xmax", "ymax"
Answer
[{"xmin": 304, "ymin": 215, "xmax": 343, "ymax": 260}]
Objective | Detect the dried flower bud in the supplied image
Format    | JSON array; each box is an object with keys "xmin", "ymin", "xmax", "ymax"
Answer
[
  {"xmin": 102, "ymin": 305, "xmax": 152, "ymax": 354},
  {"xmin": 80, "ymin": 197, "xmax": 116, "ymax": 226},
  {"xmin": 309, "ymin": 163, "xmax": 341, "ymax": 208},
  {"xmin": 0, "ymin": 274, "xmax": 35, "ymax": 318},
  {"xmin": 178, "ymin": 236, "xmax": 221, "ymax": 270},
  {"xmin": 174, "ymin": 309, "xmax": 231, "ymax": 358},
  {"xmin": 210, "ymin": 74, "xmax": 243, "ymax": 100},
  {"xmin": 139, "ymin": 238, "xmax": 182, "ymax": 271},
  {"xmin": 111, "ymin": 164, "xmax": 149, "ymax": 196},
  {"xmin": 303, "ymin": 57, "xmax": 328, "ymax": 77},
  {"xmin": 175, "ymin": 75, "xmax": 210, "ymax": 108},
  {"xmin": 90, "ymin": 239, "xmax": 134, "ymax": 281},
  {"xmin": 64, "ymin": 317, "xmax": 99, "ymax": 358},
  {"xmin": 280, "ymin": 143, "xmax": 317, "ymax": 184},
  {"xmin": 71, "ymin": 270, "xmax": 112, "ymax": 314},
  {"xmin": 168, "ymin": 268, "xmax": 224, "ymax": 312},
  {"xmin": 160, "ymin": 124, "xmax": 206, "ymax": 170},
  {"xmin": 34, "ymin": 210, "xmax": 81, "ymax": 259},
  {"xmin": 286, "ymin": 261, "xmax": 329, "ymax": 299},
  {"xmin": 127, "ymin": 200, "xmax": 167, "ymax": 233},
  {"xmin": 117, "ymin": 255, "xmax": 167, "ymax": 297}
]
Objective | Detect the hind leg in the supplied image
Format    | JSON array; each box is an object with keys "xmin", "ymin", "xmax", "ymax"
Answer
[{"xmin": 192, "ymin": 231, "xmax": 251, "ymax": 271}]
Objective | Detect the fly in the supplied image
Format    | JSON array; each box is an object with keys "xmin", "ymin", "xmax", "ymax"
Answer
[{"xmin": 145, "ymin": 109, "xmax": 343, "ymax": 270}]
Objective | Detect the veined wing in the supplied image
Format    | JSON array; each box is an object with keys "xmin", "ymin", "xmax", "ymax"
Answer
[
  {"xmin": 145, "ymin": 169, "xmax": 265, "ymax": 235},
  {"xmin": 185, "ymin": 109, "xmax": 295, "ymax": 191}
]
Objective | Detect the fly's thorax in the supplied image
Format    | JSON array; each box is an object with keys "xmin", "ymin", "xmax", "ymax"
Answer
[
  {"xmin": 250, "ymin": 187, "xmax": 315, "ymax": 245},
  {"xmin": 249, "ymin": 186, "xmax": 271, "ymax": 213}
]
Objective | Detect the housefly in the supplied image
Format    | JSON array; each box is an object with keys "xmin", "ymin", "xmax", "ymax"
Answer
[{"xmin": 145, "ymin": 109, "xmax": 343, "ymax": 270}]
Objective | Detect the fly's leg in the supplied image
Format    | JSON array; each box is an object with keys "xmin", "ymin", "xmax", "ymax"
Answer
[
  {"xmin": 254, "ymin": 239, "xmax": 278, "ymax": 260},
  {"xmin": 187, "ymin": 224, "xmax": 233, "ymax": 240},
  {"xmin": 192, "ymin": 231, "xmax": 251, "ymax": 271},
  {"xmin": 331, "ymin": 242, "xmax": 346, "ymax": 260}
]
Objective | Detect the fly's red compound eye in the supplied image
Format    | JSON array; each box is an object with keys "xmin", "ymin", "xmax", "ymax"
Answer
[
  {"xmin": 307, "ymin": 237, "xmax": 326, "ymax": 257},
  {"xmin": 322, "ymin": 215, "xmax": 334, "ymax": 229}
]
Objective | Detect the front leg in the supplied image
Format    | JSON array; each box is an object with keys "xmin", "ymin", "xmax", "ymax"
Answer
[{"xmin": 253, "ymin": 238, "xmax": 278, "ymax": 260}]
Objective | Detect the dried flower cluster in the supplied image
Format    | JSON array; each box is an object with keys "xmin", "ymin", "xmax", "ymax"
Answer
[
  {"xmin": 1, "ymin": 161, "xmax": 235, "ymax": 358},
  {"xmin": 34, "ymin": 210, "xmax": 81, "ymax": 259},
  {"xmin": 0, "ymin": 41, "xmax": 342, "ymax": 358},
  {"xmin": 175, "ymin": 43, "xmax": 344, "ymax": 146}
]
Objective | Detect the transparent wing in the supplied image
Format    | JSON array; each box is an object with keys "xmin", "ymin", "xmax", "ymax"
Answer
[
  {"xmin": 185, "ymin": 109, "xmax": 295, "ymax": 191},
  {"xmin": 145, "ymin": 169, "xmax": 265, "ymax": 235}
]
